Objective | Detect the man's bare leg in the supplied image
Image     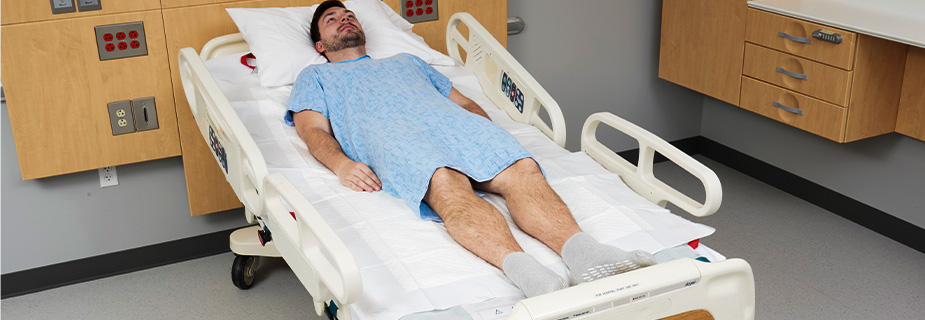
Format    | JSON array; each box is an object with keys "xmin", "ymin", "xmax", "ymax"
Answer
[
  {"xmin": 475, "ymin": 159, "xmax": 582, "ymax": 254},
  {"xmin": 424, "ymin": 167, "xmax": 566, "ymax": 297},
  {"xmin": 478, "ymin": 158, "xmax": 656, "ymax": 285}
]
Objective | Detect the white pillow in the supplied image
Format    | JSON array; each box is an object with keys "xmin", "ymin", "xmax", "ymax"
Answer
[{"xmin": 226, "ymin": 0, "xmax": 453, "ymax": 87}]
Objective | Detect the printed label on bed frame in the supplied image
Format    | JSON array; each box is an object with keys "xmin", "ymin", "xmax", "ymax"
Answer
[
  {"xmin": 208, "ymin": 125, "xmax": 229, "ymax": 174},
  {"xmin": 501, "ymin": 72, "xmax": 525, "ymax": 113}
]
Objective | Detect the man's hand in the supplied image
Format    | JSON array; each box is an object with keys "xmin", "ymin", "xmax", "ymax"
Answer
[{"xmin": 335, "ymin": 160, "xmax": 382, "ymax": 192}]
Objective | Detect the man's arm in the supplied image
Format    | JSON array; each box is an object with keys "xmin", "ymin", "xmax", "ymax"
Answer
[
  {"xmin": 449, "ymin": 87, "xmax": 490, "ymax": 120},
  {"xmin": 292, "ymin": 110, "xmax": 381, "ymax": 192}
]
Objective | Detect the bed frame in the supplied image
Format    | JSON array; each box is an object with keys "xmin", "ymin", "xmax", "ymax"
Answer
[{"xmin": 178, "ymin": 12, "xmax": 754, "ymax": 320}]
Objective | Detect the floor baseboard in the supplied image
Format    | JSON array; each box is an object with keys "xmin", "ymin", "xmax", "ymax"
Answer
[{"xmin": 1, "ymin": 227, "xmax": 240, "ymax": 299}]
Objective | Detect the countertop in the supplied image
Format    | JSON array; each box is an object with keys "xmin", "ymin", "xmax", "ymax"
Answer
[{"xmin": 747, "ymin": 0, "xmax": 925, "ymax": 48}]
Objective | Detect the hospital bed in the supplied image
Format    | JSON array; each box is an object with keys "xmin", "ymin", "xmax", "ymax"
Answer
[{"xmin": 178, "ymin": 11, "xmax": 755, "ymax": 320}]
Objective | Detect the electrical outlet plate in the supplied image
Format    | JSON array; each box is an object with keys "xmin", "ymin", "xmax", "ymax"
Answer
[
  {"xmin": 132, "ymin": 97, "xmax": 158, "ymax": 131},
  {"xmin": 402, "ymin": 0, "xmax": 438, "ymax": 23},
  {"xmin": 94, "ymin": 21, "xmax": 148, "ymax": 61},
  {"xmin": 107, "ymin": 100, "xmax": 135, "ymax": 135},
  {"xmin": 50, "ymin": 0, "xmax": 76, "ymax": 14},
  {"xmin": 99, "ymin": 166, "xmax": 118, "ymax": 188},
  {"xmin": 76, "ymin": 0, "xmax": 101, "ymax": 12}
]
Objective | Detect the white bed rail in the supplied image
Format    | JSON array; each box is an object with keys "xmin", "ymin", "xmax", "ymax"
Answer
[
  {"xmin": 582, "ymin": 113, "xmax": 722, "ymax": 217},
  {"xmin": 508, "ymin": 258, "xmax": 755, "ymax": 320},
  {"xmin": 447, "ymin": 13, "xmax": 566, "ymax": 147},
  {"xmin": 263, "ymin": 173, "xmax": 363, "ymax": 310},
  {"xmin": 178, "ymin": 45, "xmax": 268, "ymax": 223}
]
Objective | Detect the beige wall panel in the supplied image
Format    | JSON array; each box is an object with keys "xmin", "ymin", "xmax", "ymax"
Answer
[
  {"xmin": 896, "ymin": 46, "xmax": 925, "ymax": 141},
  {"xmin": 843, "ymin": 35, "xmax": 907, "ymax": 142},
  {"xmin": 382, "ymin": 0, "xmax": 507, "ymax": 53},
  {"xmin": 1, "ymin": 12, "xmax": 181, "ymax": 180},
  {"xmin": 658, "ymin": 0, "xmax": 747, "ymax": 106},
  {"xmin": 1, "ymin": 0, "xmax": 161, "ymax": 25}
]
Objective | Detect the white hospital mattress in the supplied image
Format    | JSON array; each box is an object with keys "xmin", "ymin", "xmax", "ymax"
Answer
[{"xmin": 204, "ymin": 53, "xmax": 720, "ymax": 320}]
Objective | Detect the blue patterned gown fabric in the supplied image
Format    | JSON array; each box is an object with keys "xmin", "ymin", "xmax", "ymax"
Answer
[{"xmin": 286, "ymin": 54, "xmax": 533, "ymax": 221}]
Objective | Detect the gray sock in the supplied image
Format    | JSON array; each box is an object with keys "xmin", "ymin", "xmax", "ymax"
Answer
[
  {"xmin": 502, "ymin": 252, "xmax": 568, "ymax": 298},
  {"xmin": 561, "ymin": 232, "xmax": 657, "ymax": 285}
]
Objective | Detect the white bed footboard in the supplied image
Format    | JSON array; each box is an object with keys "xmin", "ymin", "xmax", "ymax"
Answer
[
  {"xmin": 508, "ymin": 258, "xmax": 754, "ymax": 320},
  {"xmin": 582, "ymin": 113, "xmax": 722, "ymax": 217},
  {"xmin": 447, "ymin": 13, "xmax": 567, "ymax": 147}
]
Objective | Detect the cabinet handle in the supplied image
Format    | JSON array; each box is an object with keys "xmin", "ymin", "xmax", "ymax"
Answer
[
  {"xmin": 773, "ymin": 101, "xmax": 804, "ymax": 115},
  {"xmin": 776, "ymin": 67, "xmax": 808, "ymax": 80},
  {"xmin": 778, "ymin": 31, "xmax": 812, "ymax": 44}
]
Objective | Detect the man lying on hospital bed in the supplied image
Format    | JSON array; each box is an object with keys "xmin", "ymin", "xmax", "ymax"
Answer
[{"xmin": 285, "ymin": 0, "xmax": 656, "ymax": 298}]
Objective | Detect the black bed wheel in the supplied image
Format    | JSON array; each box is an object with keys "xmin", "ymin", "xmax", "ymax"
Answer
[{"xmin": 232, "ymin": 255, "xmax": 258, "ymax": 290}]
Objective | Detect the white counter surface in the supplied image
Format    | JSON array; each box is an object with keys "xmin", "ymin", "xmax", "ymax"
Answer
[{"xmin": 748, "ymin": 0, "xmax": 925, "ymax": 48}]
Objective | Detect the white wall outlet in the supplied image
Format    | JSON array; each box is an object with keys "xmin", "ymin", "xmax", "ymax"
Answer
[{"xmin": 99, "ymin": 166, "xmax": 119, "ymax": 188}]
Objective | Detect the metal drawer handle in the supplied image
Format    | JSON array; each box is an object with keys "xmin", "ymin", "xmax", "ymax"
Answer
[
  {"xmin": 773, "ymin": 101, "xmax": 804, "ymax": 115},
  {"xmin": 776, "ymin": 67, "xmax": 808, "ymax": 80},
  {"xmin": 778, "ymin": 31, "xmax": 812, "ymax": 44}
]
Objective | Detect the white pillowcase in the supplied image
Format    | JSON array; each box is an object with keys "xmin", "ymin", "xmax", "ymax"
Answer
[{"xmin": 226, "ymin": 0, "xmax": 453, "ymax": 87}]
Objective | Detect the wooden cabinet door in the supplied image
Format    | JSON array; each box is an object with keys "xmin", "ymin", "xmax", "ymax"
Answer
[{"xmin": 658, "ymin": 0, "xmax": 747, "ymax": 106}]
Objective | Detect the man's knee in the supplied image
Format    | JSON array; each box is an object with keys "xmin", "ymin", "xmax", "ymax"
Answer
[
  {"xmin": 507, "ymin": 158, "xmax": 542, "ymax": 176},
  {"xmin": 426, "ymin": 168, "xmax": 472, "ymax": 202}
]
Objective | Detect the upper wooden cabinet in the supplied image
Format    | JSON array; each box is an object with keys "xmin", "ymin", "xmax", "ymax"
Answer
[{"xmin": 658, "ymin": 0, "xmax": 747, "ymax": 106}]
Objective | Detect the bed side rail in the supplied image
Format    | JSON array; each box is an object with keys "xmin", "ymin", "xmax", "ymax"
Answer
[
  {"xmin": 263, "ymin": 173, "xmax": 363, "ymax": 310},
  {"xmin": 506, "ymin": 258, "xmax": 755, "ymax": 320},
  {"xmin": 178, "ymin": 46, "xmax": 268, "ymax": 223},
  {"xmin": 200, "ymin": 33, "xmax": 250, "ymax": 61},
  {"xmin": 581, "ymin": 112, "xmax": 722, "ymax": 217},
  {"xmin": 447, "ymin": 12, "xmax": 566, "ymax": 147}
]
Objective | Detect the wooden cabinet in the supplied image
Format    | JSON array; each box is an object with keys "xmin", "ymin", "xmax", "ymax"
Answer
[
  {"xmin": 659, "ymin": 3, "xmax": 917, "ymax": 143},
  {"xmin": 1, "ymin": 10, "xmax": 181, "ymax": 179},
  {"xmin": 740, "ymin": 9, "xmax": 906, "ymax": 143},
  {"xmin": 658, "ymin": 0, "xmax": 747, "ymax": 106},
  {"xmin": 896, "ymin": 47, "xmax": 925, "ymax": 141}
]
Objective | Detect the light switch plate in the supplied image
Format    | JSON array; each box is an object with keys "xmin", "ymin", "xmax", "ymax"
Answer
[
  {"xmin": 77, "ymin": 0, "xmax": 101, "ymax": 12},
  {"xmin": 94, "ymin": 21, "xmax": 148, "ymax": 61},
  {"xmin": 107, "ymin": 100, "xmax": 135, "ymax": 135},
  {"xmin": 50, "ymin": 0, "xmax": 76, "ymax": 14},
  {"xmin": 132, "ymin": 97, "xmax": 158, "ymax": 131}
]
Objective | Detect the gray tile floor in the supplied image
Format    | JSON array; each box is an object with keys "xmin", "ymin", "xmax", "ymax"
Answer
[{"xmin": 3, "ymin": 156, "xmax": 923, "ymax": 319}]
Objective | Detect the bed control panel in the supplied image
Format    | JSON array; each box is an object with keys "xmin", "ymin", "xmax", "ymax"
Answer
[
  {"xmin": 402, "ymin": 0, "xmax": 438, "ymax": 23},
  {"xmin": 501, "ymin": 72, "xmax": 525, "ymax": 113},
  {"xmin": 209, "ymin": 125, "xmax": 229, "ymax": 174},
  {"xmin": 94, "ymin": 21, "xmax": 147, "ymax": 61}
]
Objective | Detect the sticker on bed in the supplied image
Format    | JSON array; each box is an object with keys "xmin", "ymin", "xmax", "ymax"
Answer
[{"xmin": 208, "ymin": 125, "xmax": 229, "ymax": 173}]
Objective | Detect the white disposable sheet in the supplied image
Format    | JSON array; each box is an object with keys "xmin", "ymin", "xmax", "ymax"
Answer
[{"xmin": 204, "ymin": 53, "xmax": 718, "ymax": 320}]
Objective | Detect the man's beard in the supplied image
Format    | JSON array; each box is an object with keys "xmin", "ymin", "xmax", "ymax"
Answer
[{"xmin": 322, "ymin": 27, "xmax": 366, "ymax": 52}]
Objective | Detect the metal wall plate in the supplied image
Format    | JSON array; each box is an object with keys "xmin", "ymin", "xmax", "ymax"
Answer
[
  {"xmin": 94, "ymin": 21, "xmax": 148, "ymax": 61},
  {"xmin": 107, "ymin": 100, "xmax": 135, "ymax": 135},
  {"xmin": 131, "ymin": 97, "xmax": 158, "ymax": 131},
  {"xmin": 77, "ymin": 0, "xmax": 102, "ymax": 12},
  {"xmin": 50, "ymin": 0, "xmax": 76, "ymax": 14},
  {"xmin": 402, "ymin": 0, "xmax": 438, "ymax": 23}
]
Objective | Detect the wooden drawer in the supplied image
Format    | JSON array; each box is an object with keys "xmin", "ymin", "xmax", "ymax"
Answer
[
  {"xmin": 746, "ymin": 8, "xmax": 857, "ymax": 70},
  {"xmin": 743, "ymin": 43, "xmax": 852, "ymax": 106},
  {"xmin": 740, "ymin": 76, "xmax": 847, "ymax": 142}
]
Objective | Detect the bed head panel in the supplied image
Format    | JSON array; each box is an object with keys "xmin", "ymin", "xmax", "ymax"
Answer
[{"xmin": 164, "ymin": 0, "xmax": 508, "ymax": 215}]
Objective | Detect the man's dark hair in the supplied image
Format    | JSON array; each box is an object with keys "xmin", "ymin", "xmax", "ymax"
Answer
[{"xmin": 311, "ymin": 0, "xmax": 347, "ymax": 44}]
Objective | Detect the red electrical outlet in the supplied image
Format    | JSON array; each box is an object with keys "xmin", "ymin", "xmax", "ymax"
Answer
[
  {"xmin": 402, "ymin": 0, "xmax": 437, "ymax": 23},
  {"xmin": 94, "ymin": 21, "xmax": 147, "ymax": 61}
]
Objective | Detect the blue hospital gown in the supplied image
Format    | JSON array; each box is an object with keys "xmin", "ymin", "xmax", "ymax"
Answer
[{"xmin": 286, "ymin": 54, "xmax": 533, "ymax": 221}]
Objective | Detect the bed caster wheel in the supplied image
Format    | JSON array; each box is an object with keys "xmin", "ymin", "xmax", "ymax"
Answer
[{"xmin": 232, "ymin": 255, "xmax": 259, "ymax": 290}]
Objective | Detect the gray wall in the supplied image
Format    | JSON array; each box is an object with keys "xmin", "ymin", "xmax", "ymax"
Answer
[
  {"xmin": 702, "ymin": 97, "xmax": 925, "ymax": 229},
  {"xmin": 507, "ymin": 0, "xmax": 703, "ymax": 152},
  {"xmin": 1, "ymin": 102, "xmax": 246, "ymax": 274}
]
